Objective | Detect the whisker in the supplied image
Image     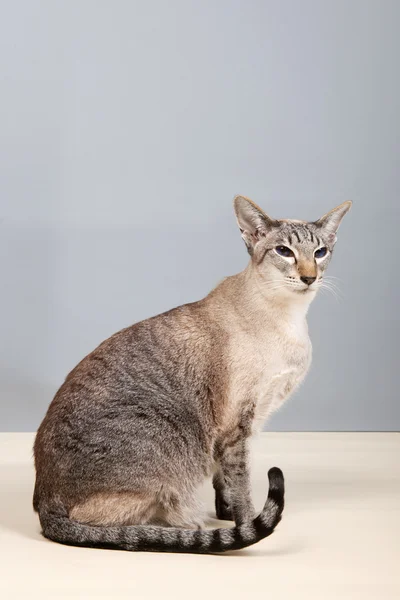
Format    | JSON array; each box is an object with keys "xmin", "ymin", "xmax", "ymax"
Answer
[
  {"xmin": 320, "ymin": 281, "xmax": 343, "ymax": 298},
  {"xmin": 317, "ymin": 277, "xmax": 342, "ymax": 294},
  {"xmin": 323, "ymin": 275, "xmax": 343, "ymax": 282},
  {"xmin": 317, "ymin": 282, "xmax": 342, "ymax": 302}
]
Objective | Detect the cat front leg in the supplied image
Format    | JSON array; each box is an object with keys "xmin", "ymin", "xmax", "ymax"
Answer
[
  {"xmin": 216, "ymin": 436, "xmax": 255, "ymax": 526},
  {"xmin": 212, "ymin": 468, "xmax": 233, "ymax": 521}
]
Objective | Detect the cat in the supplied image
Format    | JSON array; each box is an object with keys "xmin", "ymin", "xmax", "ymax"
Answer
[{"xmin": 33, "ymin": 195, "xmax": 351, "ymax": 554}]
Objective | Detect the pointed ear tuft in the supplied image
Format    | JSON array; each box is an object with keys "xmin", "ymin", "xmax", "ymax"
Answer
[
  {"xmin": 233, "ymin": 195, "xmax": 277, "ymax": 254},
  {"xmin": 315, "ymin": 201, "xmax": 352, "ymax": 243}
]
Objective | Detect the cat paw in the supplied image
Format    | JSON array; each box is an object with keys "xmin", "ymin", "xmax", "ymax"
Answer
[{"xmin": 215, "ymin": 496, "xmax": 233, "ymax": 521}]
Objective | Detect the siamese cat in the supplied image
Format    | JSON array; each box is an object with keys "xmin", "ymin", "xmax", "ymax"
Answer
[{"xmin": 33, "ymin": 196, "xmax": 351, "ymax": 553}]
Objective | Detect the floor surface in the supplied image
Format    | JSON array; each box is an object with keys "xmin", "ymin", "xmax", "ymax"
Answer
[{"xmin": 0, "ymin": 432, "xmax": 398, "ymax": 599}]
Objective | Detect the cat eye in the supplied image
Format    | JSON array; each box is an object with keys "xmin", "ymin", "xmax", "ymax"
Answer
[
  {"xmin": 275, "ymin": 246, "xmax": 294, "ymax": 258},
  {"xmin": 314, "ymin": 247, "xmax": 328, "ymax": 259}
]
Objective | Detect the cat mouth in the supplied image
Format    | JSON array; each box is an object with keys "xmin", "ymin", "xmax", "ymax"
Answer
[{"xmin": 293, "ymin": 287, "xmax": 314, "ymax": 294}]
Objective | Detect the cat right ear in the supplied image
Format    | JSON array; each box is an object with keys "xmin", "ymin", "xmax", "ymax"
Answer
[{"xmin": 233, "ymin": 195, "xmax": 277, "ymax": 255}]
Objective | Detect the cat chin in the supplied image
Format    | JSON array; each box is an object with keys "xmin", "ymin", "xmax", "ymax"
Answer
[
  {"xmin": 293, "ymin": 287, "xmax": 316, "ymax": 295},
  {"xmin": 276, "ymin": 287, "xmax": 318, "ymax": 305},
  {"xmin": 277, "ymin": 286, "xmax": 316, "ymax": 297}
]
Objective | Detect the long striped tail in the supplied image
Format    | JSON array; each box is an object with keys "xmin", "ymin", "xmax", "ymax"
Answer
[{"xmin": 39, "ymin": 467, "xmax": 284, "ymax": 554}]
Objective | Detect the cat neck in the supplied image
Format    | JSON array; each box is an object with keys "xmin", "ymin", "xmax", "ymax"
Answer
[{"xmin": 208, "ymin": 263, "xmax": 314, "ymax": 331}]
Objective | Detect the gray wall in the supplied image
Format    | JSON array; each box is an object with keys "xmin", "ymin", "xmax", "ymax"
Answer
[{"xmin": 1, "ymin": 0, "xmax": 398, "ymax": 431}]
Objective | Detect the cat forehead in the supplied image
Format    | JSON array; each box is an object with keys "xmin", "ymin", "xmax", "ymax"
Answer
[{"xmin": 275, "ymin": 220, "xmax": 323, "ymax": 245}]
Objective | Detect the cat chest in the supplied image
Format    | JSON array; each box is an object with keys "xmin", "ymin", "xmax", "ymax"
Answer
[
  {"xmin": 253, "ymin": 362, "xmax": 306, "ymax": 420},
  {"xmin": 226, "ymin": 333, "xmax": 312, "ymax": 428}
]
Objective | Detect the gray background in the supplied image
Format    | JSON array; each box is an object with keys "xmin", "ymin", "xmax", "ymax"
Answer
[{"xmin": 1, "ymin": 0, "xmax": 398, "ymax": 431}]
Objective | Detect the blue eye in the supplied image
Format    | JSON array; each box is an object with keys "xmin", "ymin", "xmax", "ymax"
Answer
[
  {"xmin": 275, "ymin": 246, "xmax": 294, "ymax": 258},
  {"xmin": 315, "ymin": 247, "xmax": 328, "ymax": 258}
]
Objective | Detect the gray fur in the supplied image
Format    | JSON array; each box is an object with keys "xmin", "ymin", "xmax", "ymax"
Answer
[{"xmin": 33, "ymin": 196, "xmax": 351, "ymax": 553}]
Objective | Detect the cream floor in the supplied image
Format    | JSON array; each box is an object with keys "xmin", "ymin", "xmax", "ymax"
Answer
[{"xmin": 0, "ymin": 432, "xmax": 398, "ymax": 600}]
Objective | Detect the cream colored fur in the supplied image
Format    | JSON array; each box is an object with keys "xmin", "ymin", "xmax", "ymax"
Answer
[{"xmin": 205, "ymin": 262, "xmax": 313, "ymax": 437}]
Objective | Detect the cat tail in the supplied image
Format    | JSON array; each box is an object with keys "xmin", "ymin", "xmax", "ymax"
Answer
[{"xmin": 39, "ymin": 467, "xmax": 284, "ymax": 555}]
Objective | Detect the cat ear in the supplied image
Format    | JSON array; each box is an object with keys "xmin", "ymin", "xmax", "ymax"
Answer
[
  {"xmin": 233, "ymin": 195, "xmax": 277, "ymax": 254},
  {"xmin": 314, "ymin": 201, "xmax": 352, "ymax": 243}
]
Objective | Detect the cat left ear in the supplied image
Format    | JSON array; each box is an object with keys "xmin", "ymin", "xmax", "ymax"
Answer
[
  {"xmin": 233, "ymin": 195, "xmax": 277, "ymax": 255},
  {"xmin": 315, "ymin": 201, "xmax": 352, "ymax": 243}
]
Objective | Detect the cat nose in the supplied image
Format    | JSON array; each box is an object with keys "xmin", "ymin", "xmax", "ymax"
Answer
[{"xmin": 300, "ymin": 276, "xmax": 316, "ymax": 285}]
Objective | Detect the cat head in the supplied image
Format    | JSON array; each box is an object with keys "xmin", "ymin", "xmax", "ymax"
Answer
[{"xmin": 234, "ymin": 195, "xmax": 351, "ymax": 299}]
